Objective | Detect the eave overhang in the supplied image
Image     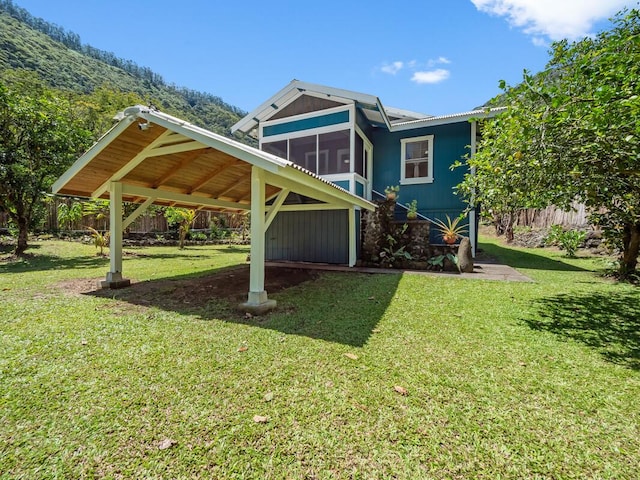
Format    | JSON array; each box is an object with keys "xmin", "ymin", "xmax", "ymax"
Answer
[{"xmin": 53, "ymin": 105, "xmax": 376, "ymax": 213}]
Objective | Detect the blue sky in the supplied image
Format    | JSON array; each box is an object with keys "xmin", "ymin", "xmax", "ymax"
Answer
[{"xmin": 14, "ymin": 0, "xmax": 634, "ymax": 116}]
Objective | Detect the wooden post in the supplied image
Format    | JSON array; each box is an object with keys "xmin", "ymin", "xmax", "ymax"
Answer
[
  {"xmin": 241, "ymin": 166, "xmax": 276, "ymax": 314},
  {"xmin": 348, "ymin": 206, "xmax": 357, "ymax": 267},
  {"xmin": 100, "ymin": 181, "xmax": 130, "ymax": 288}
]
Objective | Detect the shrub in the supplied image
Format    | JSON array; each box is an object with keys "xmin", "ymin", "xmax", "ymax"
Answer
[{"xmin": 557, "ymin": 229, "xmax": 587, "ymax": 257}]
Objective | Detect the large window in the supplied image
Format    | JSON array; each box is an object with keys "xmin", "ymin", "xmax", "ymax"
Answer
[
  {"xmin": 262, "ymin": 129, "xmax": 350, "ymax": 175},
  {"xmin": 400, "ymin": 135, "xmax": 433, "ymax": 184},
  {"xmin": 262, "ymin": 140, "xmax": 287, "ymax": 159},
  {"xmin": 318, "ymin": 130, "xmax": 349, "ymax": 175}
]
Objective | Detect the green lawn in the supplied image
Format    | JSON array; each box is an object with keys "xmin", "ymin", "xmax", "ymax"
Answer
[{"xmin": 1, "ymin": 239, "xmax": 639, "ymax": 479}]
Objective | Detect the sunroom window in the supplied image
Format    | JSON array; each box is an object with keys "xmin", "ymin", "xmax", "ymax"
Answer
[
  {"xmin": 401, "ymin": 135, "xmax": 433, "ymax": 184},
  {"xmin": 262, "ymin": 129, "xmax": 351, "ymax": 175}
]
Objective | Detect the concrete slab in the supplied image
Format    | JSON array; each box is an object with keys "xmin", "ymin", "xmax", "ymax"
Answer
[{"xmin": 265, "ymin": 260, "xmax": 533, "ymax": 282}]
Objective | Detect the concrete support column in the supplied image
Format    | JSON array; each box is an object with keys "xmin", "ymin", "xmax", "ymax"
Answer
[
  {"xmin": 240, "ymin": 166, "xmax": 276, "ymax": 314},
  {"xmin": 100, "ymin": 181, "xmax": 130, "ymax": 289}
]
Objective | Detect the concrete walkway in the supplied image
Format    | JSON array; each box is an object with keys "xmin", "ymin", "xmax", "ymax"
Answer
[{"xmin": 266, "ymin": 260, "xmax": 533, "ymax": 282}]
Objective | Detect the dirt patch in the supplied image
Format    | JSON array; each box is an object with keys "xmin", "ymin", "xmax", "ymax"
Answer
[{"xmin": 56, "ymin": 266, "xmax": 320, "ymax": 309}]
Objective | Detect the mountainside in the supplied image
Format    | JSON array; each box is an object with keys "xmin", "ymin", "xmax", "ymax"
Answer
[{"xmin": 0, "ymin": 1, "xmax": 250, "ymax": 142}]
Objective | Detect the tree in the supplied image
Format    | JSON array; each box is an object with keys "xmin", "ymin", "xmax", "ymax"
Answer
[
  {"xmin": 56, "ymin": 199, "xmax": 83, "ymax": 231},
  {"xmin": 0, "ymin": 70, "xmax": 91, "ymax": 254},
  {"xmin": 164, "ymin": 207, "xmax": 197, "ymax": 249},
  {"xmin": 454, "ymin": 82, "xmax": 555, "ymax": 242},
  {"xmin": 458, "ymin": 8, "xmax": 640, "ymax": 279}
]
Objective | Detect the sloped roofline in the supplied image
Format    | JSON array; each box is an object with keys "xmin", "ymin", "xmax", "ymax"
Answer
[
  {"xmin": 52, "ymin": 105, "xmax": 375, "ymax": 212},
  {"xmin": 231, "ymin": 79, "xmax": 394, "ymax": 133},
  {"xmin": 389, "ymin": 107, "xmax": 507, "ymax": 131},
  {"xmin": 231, "ymin": 80, "xmax": 505, "ymax": 134}
]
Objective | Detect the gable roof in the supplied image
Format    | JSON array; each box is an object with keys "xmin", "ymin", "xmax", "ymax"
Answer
[
  {"xmin": 231, "ymin": 80, "xmax": 431, "ymax": 134},
  {"xmin": 52, "ymin": 105, "xmax": 375, "ymax": 212},
  {"xmin": 231, "ymin": 79, "xmax": 505, "ymax": 134}
]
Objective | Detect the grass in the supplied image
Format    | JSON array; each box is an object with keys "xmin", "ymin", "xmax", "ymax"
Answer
[{"xmin": 1, "ymin": 238, "xmax": 639, "ymax": 479}]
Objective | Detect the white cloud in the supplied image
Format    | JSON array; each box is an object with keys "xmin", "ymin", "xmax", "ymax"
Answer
[
  {"xmin": 531, "ymin": 36, "xmax": 547, "ymax": 47},
  {"xmin": 381, "ymin": 61, "xmax": 404, "ymax": 75},
  {"xmin": 470, "ymin": 0, "xmax": 630, "ymax": 41},
  {"xmin": 427, "ymin": 56, "xmax": 452, "ymax": 67},
  {"xmin": 411, "ymin": 69, "xmax": 451, "ymax": 85}
]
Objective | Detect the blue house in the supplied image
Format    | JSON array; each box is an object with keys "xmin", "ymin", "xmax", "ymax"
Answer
[{"xmin": 232, "ymin": 80, "xmax": 500, "ymax": 265}]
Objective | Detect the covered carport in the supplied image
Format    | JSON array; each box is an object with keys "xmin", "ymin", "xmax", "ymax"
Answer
[{"xmin": 52, "ymin": 106, "xmax": 375, "ymax": 313}]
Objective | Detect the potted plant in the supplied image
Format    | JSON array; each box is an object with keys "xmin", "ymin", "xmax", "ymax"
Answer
[
  {"xmin": 384, "ymin": 185, "xmax": 400, "ymax": 201},
  {"xmin": 406, "ymin": 199, "xmax": 418, "ymax": 220},
  {"xmin": 431, "ymin": 214, "xmax": 468, "ymax": 244}
]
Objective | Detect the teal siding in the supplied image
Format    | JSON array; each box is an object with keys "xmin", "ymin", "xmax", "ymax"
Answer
[
  {"xmin": 355, "ymin": 109, "xmax": 374, "ymax": 138},
  {"xmin": 356, "ymin": 181, "xmax": 364, "ymax": 197},
  {"xmin": 266, "ymin": 210, "xmax": 348, "ymax": 264},
  {"xmin": 333, "ymin": 180, "xmax": 350, "ymax": 191},
  {"xmin": 371, "ymin": 122, "xmax": 472, "ymax": 242},
  {"xmin": 263, "ymin": 110, "xmax": 350, "ymax": 137},
  {"xmin": 372, "ymin": 122, "xmax": 470, "ymax": 212}
]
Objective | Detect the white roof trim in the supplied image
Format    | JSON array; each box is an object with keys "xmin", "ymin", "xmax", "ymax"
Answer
[
  {"xmin": 389, "ymin": 107, "xmax": 507, "ymax": 131},
  {"xmin": 54, "ymin": 105, "xmax": 375, "ymax": 212},
  {"xmin": 52, "ymin": 115, "xmax": 136, "ymax": 194},
  {"xmin": 231, "ymin": 80, "xmax": 393, "ymax": 133}
]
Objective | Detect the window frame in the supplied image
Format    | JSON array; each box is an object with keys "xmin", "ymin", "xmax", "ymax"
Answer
[{"xmin": 400, "ymin": 134, "xmax": 434, "ymax": 185}]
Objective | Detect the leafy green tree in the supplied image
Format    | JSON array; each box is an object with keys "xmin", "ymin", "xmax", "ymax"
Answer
[
  {"xmin": 458, "ymin": 8, "xmax": 640, "ymax": 279},
  {"xmin": 0, "ymin": 70, "xmax": 91, "ymax": 254},
  {"xmin": 165, "ymin": 207, "xmax": 197, "ymax": 249},
  {"xmin": 455, "ymin": 87, "xmax": 554, "ymax": 242},
  {"xmin": 76, "ymin": 85, "xmax": 145, "ymax": 139},
  {"xmin": 56, "ymin": 199, "xmax": 83, "ymax": 231}
]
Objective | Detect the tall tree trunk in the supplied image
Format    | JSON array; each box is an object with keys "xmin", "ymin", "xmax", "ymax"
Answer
[
  {"xmin": 620, "ymin": 222, "xmax": 640, "ymax": 279},
  {"xmin": 504, "ymin": 211, "xmax": 516, "ymax": 243},
  {"xmin": 15, "ymin": 215, "xmax": 29, "ymax": 256}
]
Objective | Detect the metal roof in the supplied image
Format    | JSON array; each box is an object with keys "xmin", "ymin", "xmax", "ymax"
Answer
[
  {"xmin": 53, "ymin": 105, "xmax": 375, "ymax": 213},
  {"xmin": 389, "ymin": 107, "xmax": 507, "ymax": 131},
  {"xmin": 231, "ymin": 80, "xmax": 431, "ymax": 134}
]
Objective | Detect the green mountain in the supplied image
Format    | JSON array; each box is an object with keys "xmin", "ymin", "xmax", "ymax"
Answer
[{"xmin": 0, "ymin": 0, "xmax": 251, "ymax": 142}]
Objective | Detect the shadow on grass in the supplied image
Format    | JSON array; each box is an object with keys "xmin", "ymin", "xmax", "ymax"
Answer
[
  {"xmin": 86, "ymin": 266, "xmax": 400, "ymax": 347},
  {"xmin": 479, "ymin": 241, "xmax": 590, "ymax": 272},
  {"xmin": 0, "ymin": 247, "xmax": 243, "ymax": 273},
  {"xmin": 525, "ymin": 291, "xmax": 640, "ymax": 370},
  {"xmin": 0, "ymin": 253, "xmax": 109, "ymax": 273}
]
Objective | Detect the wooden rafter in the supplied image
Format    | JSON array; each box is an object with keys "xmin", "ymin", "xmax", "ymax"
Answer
[
  {"xmin": 188, "ymin": 159, "xmax": 242, "ymax": 194},
  {"xmin": 151, "ymin": 149, "xmax": 206, "ymax": 188},
  {"xmin": 92, "ymin": 130, "xmax": 174, "ymax": 198},
  {"xmin": 213, "ymin": 177, "xmax": 249, "ymax": 199},
  {"xmin": 233, "ymin": 185, "xmax": 253, "ymax": 203}
]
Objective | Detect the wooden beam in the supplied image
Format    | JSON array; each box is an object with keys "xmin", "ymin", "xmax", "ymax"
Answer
[
  {"xmin": 272, "ymin": 203, "xmax": 346, "ymax": 212},
  {"xmin": 188, "ymin": 159, "xmax": 242, "ymax": 194},
  {"xmin": 262, "ymin": 171, "xmax": 353, "ymax": 209},
  {"xmin": 123, "ymin": 197, "xmax": 156, "ymax": 229},
  {"xmin": 120, "ymin": 184, "xmax": 250, "ymax": 211},
  {"xmin": 52, "ymin": 116, "xmax": 136, "ymax": 194},
  {"xmin": 92, "ymin": 130, "xmax": 174, "ymax": 198},
  {"xmin": 143, "ymin": 141, "xmax": 206, "ymax": 158},
  {"xmin": 233, "ymin": 185, "xmax": 253, "ymax": 203},
  {"xmin": 264, "ymin": 188, "xmax": 289, "ymax": 231},
  {"xmin": 151, "ymin": 150, "xmax": 204, "ymax": 188},
  {"xmin": 213, "ymin": 175, "xmax": 250, "ymax": 199}
]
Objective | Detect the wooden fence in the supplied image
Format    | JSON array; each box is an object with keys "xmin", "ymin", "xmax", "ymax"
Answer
[
  {"xmin": 515, "ymin": 203, "xmax": 589, "ymax": 229},
  {"xmin": 0, "ymin": 198, "xmax": 246, "ymax": 234}
]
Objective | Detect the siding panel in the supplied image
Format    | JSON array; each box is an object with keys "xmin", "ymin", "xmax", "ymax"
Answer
[{"xmin": 266, "ymin": 210, "xmax": 348, "ymax": 264}]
